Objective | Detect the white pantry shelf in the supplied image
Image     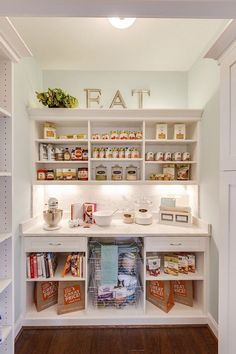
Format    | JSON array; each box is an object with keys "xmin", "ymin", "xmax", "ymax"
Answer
[
  {"xmin": 36, "ymin": 160, "xmax": 88, "ymax": 164},
  {"xmin": 0, "ymin": 233, "xmax": 11, "ymax": 244},
  {"xmin": 146, "ymin": 271, "xmax": 204, "ymax": 281},
  {"xmin": 35, "ymin": 139, "xmax": 88, "ymax": 144},
  {"xmin": 90, "ymin": 158, "xmax": 143, "ymax": 162},
  {"xmin": 33, "ymin": 180, "xmax": 198, "ymax": 185},
  {"xmin": 90, "ymin": 139, "xmax": 143, "ymax": 145},
  {"xmin": 0, "ymin": 278, "xmax": 11, "ymax": 294},
  {"xmin": 145, "ymin": 139, "xmax": 197, "ymax": 144},
  {"xmin": 0, "ymin": 326, "xmax": 12, "ymax": 344},
  {"xmin": 145, "ymin": 161, "xmax": 197, "ymax": 164},
  {"xmin": 0, "ymin": 106, "xmax": 11, "ymax": 118},
  {"xmin": 0, "ymin": 172, "xmax": 12, "ymax": 177}
]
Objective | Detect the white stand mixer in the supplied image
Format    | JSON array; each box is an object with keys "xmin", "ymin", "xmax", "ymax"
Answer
[{"xmin": 43, "ymin": 197, "xmax": 63, "ymax": 231}]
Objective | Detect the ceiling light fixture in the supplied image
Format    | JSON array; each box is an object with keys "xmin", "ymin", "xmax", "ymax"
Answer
[{"xmin": 108, "ymin": 18, "xmax": 136, "ymax": 29}]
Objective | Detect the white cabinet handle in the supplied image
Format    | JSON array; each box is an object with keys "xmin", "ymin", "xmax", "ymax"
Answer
[
  {"xmin": 48, "ymin": 242, "xmax": 62, "ymax": 246},
  {"xmin": 170, "ymin": 242, "xmax": 182, "ymax": 246}
]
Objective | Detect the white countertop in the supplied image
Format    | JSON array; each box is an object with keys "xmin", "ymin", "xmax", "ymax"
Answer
[{"xmin": 21, "ymin": 217, "xmax": 211, "ymax": 237}]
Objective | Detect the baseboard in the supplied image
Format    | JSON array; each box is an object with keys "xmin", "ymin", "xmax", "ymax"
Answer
[
  {"xmin": 15, "ymin": 314, "xmax": 23, "ymax": 340},
  {"xmin": 207, "ymin": 313, "xmax": 218, "ymax": 339}
]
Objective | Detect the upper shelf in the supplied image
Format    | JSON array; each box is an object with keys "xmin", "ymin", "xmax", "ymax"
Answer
[{"xmin": 28, "ymin": 108, "xmax": 203, "ymax": 122}]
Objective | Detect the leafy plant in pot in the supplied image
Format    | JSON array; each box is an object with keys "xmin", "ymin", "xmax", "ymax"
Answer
[{"xmin": 36, "ymin": 88, "xmax": 78, "ymax": 108}]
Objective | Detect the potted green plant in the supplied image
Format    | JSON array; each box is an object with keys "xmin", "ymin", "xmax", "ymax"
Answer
[{"xmin": 36, "ymin": 88, "xmax": 78, "ymax": 108}]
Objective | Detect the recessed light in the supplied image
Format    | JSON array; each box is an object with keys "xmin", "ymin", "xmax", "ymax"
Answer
[{"xmin": 108, "ymin": 18, "xmax": 136, "ymax": 29}]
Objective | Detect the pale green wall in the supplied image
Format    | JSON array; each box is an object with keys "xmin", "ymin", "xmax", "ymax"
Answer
[{"xmin": 13, "ymin": 57, "xmax": 42, "ymax": 323}]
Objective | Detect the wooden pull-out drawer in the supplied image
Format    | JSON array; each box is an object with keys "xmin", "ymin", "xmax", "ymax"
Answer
[
  {"xmin": 24, "ymin": 236, "xmax": 87, "ymax": 252},
  {"xmin": 145, "ymin": 236, "xmax": 207, "ymax": 252}
]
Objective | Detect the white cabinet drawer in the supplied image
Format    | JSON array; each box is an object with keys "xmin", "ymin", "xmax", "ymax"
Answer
[
  {"xmin": 24, "ymin": 236, "xmax": 87, "ymax": 252},
  {"xmin": 145, "ymin": 237, "xmax": 207, "ymax": 252}
]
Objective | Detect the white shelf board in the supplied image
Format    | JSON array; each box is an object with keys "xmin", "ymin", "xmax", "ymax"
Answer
[
  {"xmin": 0, "ymin": 278, "xmax": 12, "ymax": 293},
  {"xmin": 145, "ymin": 139, "xmax": 197, "ymax": 144},
  {"xmin": 146, "ymin": 301, "xmax": 204, "ymax": 319},
  {"xmin": 36, "ymin": 160, "xmax": 88, "ymax": 164},
  {"xmin": 146, "ymin": 270, "xmax": 204, "ymax": 281},
  {"xmin": 33, "ymin": 180, "xmax": 198, "ymax": 186},
  {"xmin": 28, "ymin": 108, "xmax": 203, "ymax": 121},
  {"xmin": 35, "ymin": 139, "xmax": 88, "ymax": 144},
  {"xmin": 90, "ymin": 139, "xmax": 143, "ymax": 145},
  {"xmin": 0, "ymin": 172, "xmax": 12, "ymax": 177},
  {"xmin": 0, "ymin": 233, "xmax": 11, "ymax": 243},
  {"xmin": 0, "ymin": 106, "xmax": 11, "ymax": 118},
  {"xmin": 0, "ymin": 326, "xmax": 12, "ymax": 344},
  {"xmin": 145, "ymin": 161, "xmax": 197, "ymax": 164},
  {"xmin": 90, "ymin": 158, "xmax": 143, "ymax": 162}
]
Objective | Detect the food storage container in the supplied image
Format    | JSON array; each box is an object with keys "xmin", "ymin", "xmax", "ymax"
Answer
[
  {"xmin": 172, "ymin": 152, "xmax": 182, "ymax": 161},
  {"xmin": 37, "ymin": 169, "xmax": 47, "ymax": 180},
  {"xmin": 126, "ymin": 165, "xmax": 138, "ymax": 181},
  {"xmin": 164, "ymin": 152, "xmax": 172, "ymax": 161},
  {"xmin": 135, "ymin": 131, "xmax": 143, "ymax": 139},
  {"xmin": 118, "ymin": 148, "xmax": 125, "ymax": 158},
  {"xmin": 146, "ymin": 152, "xmax": 154, "ymax": 161},
  {"xmin": 46, "ymin": 169, "xmax": 55, "ymax": 180},
  {"xmin": 154, "ymin": 152, "xmax": 164, "ymax": 161},
  {"xmin": 112, "ymin": 165, "xmax": 123, "ymax": 180},
  {"xmin": 182, "ymin": 152, "xmax": 191, "ymax": 161},
  {"xmin": 96, "ymin": 165, "xmax": 107, "ymax": 180},
  {"xmin": 125, "ymin": 147, "xmax": 131, "ymax": 159},
  {"xmin": 78, "ymin": 168, "xmax": 88, "ymax": 180}
]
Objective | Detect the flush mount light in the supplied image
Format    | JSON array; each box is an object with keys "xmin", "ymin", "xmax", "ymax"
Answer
[{"xmin": 108, "ymin": 18, "xmax": 136, "ymax": 29}]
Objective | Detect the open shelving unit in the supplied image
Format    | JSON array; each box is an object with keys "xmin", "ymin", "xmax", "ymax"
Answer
[{"xmin": 29, "ymin": 108, "xmax": 202, "ymax": 185}]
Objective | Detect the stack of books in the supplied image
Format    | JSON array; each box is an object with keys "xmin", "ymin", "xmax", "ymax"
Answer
[{"xmin": 26, "ymin": 253, "xmax": 57, "ymax": 279}]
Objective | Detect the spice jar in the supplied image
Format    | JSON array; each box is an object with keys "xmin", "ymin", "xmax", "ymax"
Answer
[
  {"xmin": 112, "ymin": 148, "xmax": 119, "ymax": 159},
  {"xmin": 37, "ymin": 169, "xmax": 46, "ymax": 180},
  {"xmin": 99, "ymin": 148, "xmax": 105, "ymax": 159},
  {"xmin": 63, "ymin": 148, "xmax": 71, "ymax": 161},
  {"xmin": 118, "ymin": 148, "xmax": 125, "ymax": 159},
  {"xmin": 105, "ymin": 147, "xmax": 113, "ymax": 159},
  {"xmin": 135, "ymin": 131, "xmax": 143, "ymax": 139},
  {"xmin": 110, "ymin": 130, "xmax": 119, "ymax": 140},
  {"xmin": 92, "ymin": 148, "xmax": 99, "ymax": 158},
  {"xmin": 46, "ymin": 169, "xmax": 55, "ymax": 180},
  {"xmin": 82, "ymin": 149, "xmax": 88, "ymax": 161},
  {"xmin": 102, "ymin": 133, "xmax": 110, "ymax": 140},
  {"xmin": 112, "ymin": 165, "xmax": 123, "ymax": 180},
  {"xmin": 131, "ymin": 148, "xmax": 139, "ymax": 158},
  {"xmin": 129, "ymin": 131, "xmax": 136, "ymax": 140},
  {"xmin": 125, "ymin": 147, "xmax": 131, "ymax": 159},
  {"xmin": 120, "ymin": 130, "xmax": 129, "ymax": 140}
]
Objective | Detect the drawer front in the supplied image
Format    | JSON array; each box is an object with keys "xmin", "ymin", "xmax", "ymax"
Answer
[
  {"xmin": 145, "ymin": 237, "xmax": 207, "ymax": 252},
  {"xmin": 24, "ymin": 237, "xmax": 87, "ymax": 252}
]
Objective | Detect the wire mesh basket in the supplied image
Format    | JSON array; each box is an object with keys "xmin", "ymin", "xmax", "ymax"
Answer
[{"xmin": 88, "ymin": 238, "xmax": 143, "ymax": 309}]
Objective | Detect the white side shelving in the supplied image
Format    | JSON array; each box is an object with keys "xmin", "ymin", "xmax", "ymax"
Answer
[{"xmin": 29, "ymin": 108, "xmax": 202, "ymax": 185}]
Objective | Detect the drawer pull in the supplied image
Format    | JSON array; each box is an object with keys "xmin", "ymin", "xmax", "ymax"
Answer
[
  {"xmin": 48, "ymin": 242, "xmax": 62, "ymax": 246},
  {"xmin": 170, "ymin": 242, "xmax": 182, "ymax": 246}
]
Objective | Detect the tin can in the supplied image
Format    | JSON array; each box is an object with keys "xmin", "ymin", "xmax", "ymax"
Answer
[{"xmin": 154, "ymin": 152, "xmax": 164, "ymax": 161}]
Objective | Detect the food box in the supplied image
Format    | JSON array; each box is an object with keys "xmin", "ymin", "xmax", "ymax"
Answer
[
  {"xmin": 176, "ymin": 164, "xmax": 190, "ymax": 180},
  {"xmin": 177, "ymin": 254, "xmax": 189, "ymax": 274},
  {"xmin": 173, "ymin": 280, "xmax": 193, "ymax": 307},
  {"xmin": 146, "ymin": 280, "xmax": 174, "ymax": 313},
  {"xmin": 83, "ymin": 202, "xmax": 96, "ymax": 224},
  {"xmin": 146, "ymin": 256, "xmax": 161, "ymax": 276},
  {"xmin": 163, "ymin": 164, "xmax": 175, "ymax": 181},
  {"xmin": 187, "ymin": 254, "xmax": 196, "ymax": 273},
  {"xmin": 57, "ymin": 281, "xmax": 85, "ymax": 315},
  {"xmin": 34, "ymin": 281, "xmax": 58, "ymax": 312},
  {"xmin": 164, "ymin": 255, "xmax": 179, "ymax": 276},
  {"xmin": 156, "ymin": 124, "xmax": 168, "ymax": 140},
  {"xmin": 174, "ymin": 123, "xmax": 186, "ymax": 140}
]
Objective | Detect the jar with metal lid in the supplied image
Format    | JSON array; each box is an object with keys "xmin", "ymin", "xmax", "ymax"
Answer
[
  {"xmin": 93, "ymin": 148, "xmax": 99, "ymax": 158},
  {"xmin": 163, "ymin": 152, "xmax": 172, "ymax": 161},
  {"xmin": 95, "ymin": 165, "xmax": 107, "ymax": 180},
  {"xmin": 120, "ymin": 130, "xmax": 129, "ymax": 140},
  {"xmin": 129, "ymin": 131, "xmax": 136, "ymax": 140},
  {"xmin": 131, "ymin": 148, "xmax": 139, "ymax": 158},
  {"xmin": 125, "ymin": 147, "xmax": 131, "ymax": 159},
  {"xmin": 110, "ymin": 130, "xmax": 119, "ymax": 140},
  {"xmin": 172, "ymin": 152, "xmax": 182, "ymax": 161},
  {"xmin": 46, "ymin": 169, "xmax": 55, "ymax": 180},
  {"xmin": 99, "ymin": 148, "xmax": 105, "ymax": 159},
  {"xmin": 112, "ymin": 148, "xmax": 119, "ymax": 159},
  {"xmin": 154, "ymin": 152, "xmax": 164, "ymax": 161},
  {"xmin": 112, "ymin": 165, "xmax": 123, "ymax": 180},
  {"xmin": 182, "ymin": 152, "xmax": 191, "ymax": 161},
  {"xmin": 135, "ymin": 131, "xmax": 143, "ymax": 139},
  {"xmin": 146, "ymin": 152, "xmax": 154, "ymax": 161},
  {"xmin": 126, "ymin": 165, "xmax": 138, "ymax": 181},
  {"xmin": 37, "ymin": 169, "xmax": 46, "ymax": 180},
  {"xmin": 118, "ymin": 148, "xmax": 125, "ymax": 159},
  {"xmin": 105, "ymin": 147, "xmax": 113, "ymax": 159}
]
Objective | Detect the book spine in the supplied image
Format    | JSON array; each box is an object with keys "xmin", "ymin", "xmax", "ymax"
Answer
[
  {"xmin": 30, "ymin": 255, "xmax": 34, "ymax": 278},
  {"xmin": 48, "ymin": 253, "xmax": 54, "ymax": 278},
  {"xmin": 33, "ymin": 255, "xmax": 38, "ymax": 279},
  {"xmin": 27, "ymin": 256, "xmax": 31, "ymax": 279},
  {"xmin": 44, "ymin": 253, "xmax": 50, "ymax": 278},
  {"xmin": 37, "ymin": 253, "xmax": 43, "ymax": 277},
  {"xmin": 41, "ymin": 254, "xmax": 46, "ymax": 278}
]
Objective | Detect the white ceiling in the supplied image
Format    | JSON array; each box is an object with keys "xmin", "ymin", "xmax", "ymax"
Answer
[{"xmin": 11, "ymin": 17, "xmax": 228, "ymax": 71}]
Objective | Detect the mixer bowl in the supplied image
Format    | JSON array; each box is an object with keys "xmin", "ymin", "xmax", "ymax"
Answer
[{"xmin": 43, "ymin": 209, "xmax": 63, "ymax": 227}]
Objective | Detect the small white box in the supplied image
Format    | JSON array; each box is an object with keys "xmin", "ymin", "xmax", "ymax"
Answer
[
  {"xmin": 156, "ymin": 124, "xmax": 168, "ymax": 140},
  {"xmin": 174, "ymin": 124, "xmax": 186, "ymax": 140}
]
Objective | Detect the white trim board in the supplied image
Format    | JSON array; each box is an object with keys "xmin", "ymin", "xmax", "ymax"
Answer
[
  {"xmin": 207, "ymin": 312, "xmax": 218, "ymax": 339},
  {"xmin": 14, "ymin": 314, "xmax": 23, "ymax": 339}
]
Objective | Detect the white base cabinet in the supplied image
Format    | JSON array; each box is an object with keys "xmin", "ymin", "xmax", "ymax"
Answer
[{"xmin": 22, "ymin": 234, "xmax": 210, "ymax": 326}]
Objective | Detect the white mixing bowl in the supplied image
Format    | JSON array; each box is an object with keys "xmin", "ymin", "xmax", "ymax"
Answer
[{"xmin": 93, "ymin": 210, "xmax": 113, "ymax": 226}]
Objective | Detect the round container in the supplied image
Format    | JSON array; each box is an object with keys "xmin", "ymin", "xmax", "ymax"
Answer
[
  {"xmin": 37, "ymin": 169, "xmax": 46, "ymax": 180},
  {"xmin": 112, "ymin": 148, "xmax": 119, "ymax": 159},
  {"xmin": 93, "ymin": 211, "xmax": 113, "ymax": 226},
  {"xmin": 96, "ymin": 165, "xmax": 107, "ymax": 180},
  {"xmin": 46, "ymin": 169, "xmax": 55, "ymax": 180},
  {"xmin": 146, "ymin": 152, "xmax": 154, "ymax": 161},
  {"xmin": 182, "ymin": 152, "xmax": 191, "ymax": 161},
  {"xmin": 118, "ymin": 148, "xmax": 125, "ymax": 159},
  {"xmin": 164, "ymin": 152, "xmax": 172, "ymax": 161},
  {"xmin": 172, "ymin": 152, "xmax": 182, "ymax": 161},
  {"xmin": 112, "ymin": 165, "xmax": 123, "ymax": 180},
  {"xmin": 123, "ymin": 212, "xmax": 135, "ymax": 224},
  {"xmin": 125, "ymin": 148, "xmax": 131, "ymax": 159},
  {"xmin": 154, "ymin": 152, "xmax": 164, "ymax": 161},
  {"xmin": 126, "ymin": 165, "xmax": 138, "ymax": 181}
]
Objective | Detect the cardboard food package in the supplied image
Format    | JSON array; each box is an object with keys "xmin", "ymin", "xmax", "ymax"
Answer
[
  {"xmin": 83, "ymin": 202, "xmax": 96, "ymax": 224},
  {"xmin": 173, "ymin": 280, "xmax": 193, "ymax": 307},
  {"xmin": 164, "ymin": 255, "xmax": 179, "ymax": 276},
  {"xmin": 35, "ymin": 281, "xmax": 58, "ymax": 312},
  {"xmin": 146, "ymin": 280, "xmax": 174, "ymax": 313},
  {"xmin": 57, "ymin": 281, "xmax": 85, "ymax": 315}
]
